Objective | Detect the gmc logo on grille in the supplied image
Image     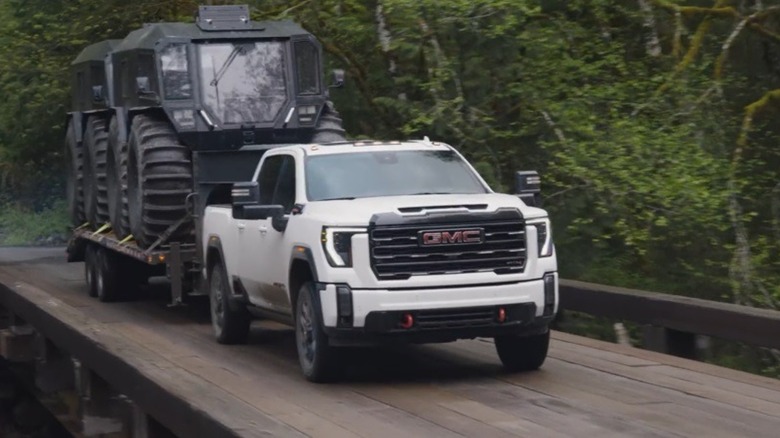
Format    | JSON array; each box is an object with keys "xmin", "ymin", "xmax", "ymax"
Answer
[{"xmin": 419, "ymin": 229, "xmax": 484, "ymax": 246}]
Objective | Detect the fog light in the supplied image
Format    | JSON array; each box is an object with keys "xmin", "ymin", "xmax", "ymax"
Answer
[
  {"xmin": 543, "ymin": 273, "xmax": 556, "ymax": 316},
  {"xmin": 399, "ymin": 313, "xmax": 414, "ymax": 329},
  {"xmin": 336, "ymin": 285, "xmax": 353, "ymax": 327}
]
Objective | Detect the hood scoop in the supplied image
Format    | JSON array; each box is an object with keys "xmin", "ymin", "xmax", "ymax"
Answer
[{"xmin": 398, "ymin": 204, "xmax": 488, "ymax": 214}]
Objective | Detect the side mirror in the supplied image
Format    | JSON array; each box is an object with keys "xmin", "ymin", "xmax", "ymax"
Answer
[
  {"xmin": 92, "ymin": 85, "xmax": 104, "ymax": 103},
  {"xmin": 515, "ymin": 171, "xmax": 541, "ymax": 207},
  {"xmin": 242, "ymin": 204, "xmax": 284, "ymax": 221},
  {"xmin": 329, "ymin": 69, "xmax": 345, "ymax": 88},
  {"xmin": 231, "ymin": 182, "xmax": 260, "ymax": 219}
]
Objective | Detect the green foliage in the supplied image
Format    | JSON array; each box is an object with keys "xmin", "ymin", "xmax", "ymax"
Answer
[
  {"xmin": 0, "ymin": 0, "xmax": 778, "ymax": 373},
  {"xmin": 0, "ymin": 200, "xmax": 69, "ymax": 246}
]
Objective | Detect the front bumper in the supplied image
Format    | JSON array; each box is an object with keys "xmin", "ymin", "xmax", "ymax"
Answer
[{"xmin": 318, "ymin": 274, "xmax": 557, "ymax": 345}]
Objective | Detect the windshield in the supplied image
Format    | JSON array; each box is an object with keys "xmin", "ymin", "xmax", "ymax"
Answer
[
  {"xmin": 305, "ymin": 150, "xmax": 489, "ymax": 201},
  {"xmin": 198, "ymin": 42, "xmax": 287, "ymax": 125}
]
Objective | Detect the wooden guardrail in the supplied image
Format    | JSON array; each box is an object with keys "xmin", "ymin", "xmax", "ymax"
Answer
[{"xmin": 558, "ymin": 279, "xmax": 780, "ymax": 358}]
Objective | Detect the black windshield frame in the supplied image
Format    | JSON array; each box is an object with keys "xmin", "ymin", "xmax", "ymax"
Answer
[
  {"xmin": 197, "ymin": 41, "xmax": 289, "ymax": 126},
  {"xmin": 304, "ymin": 149, "xmax": 489, "ymax": 202}
]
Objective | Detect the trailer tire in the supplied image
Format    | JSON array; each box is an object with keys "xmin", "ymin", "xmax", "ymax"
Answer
[
  {"xmin": 209, "ymin": 262, "xmax": 250, "ymax": 345},
  {"xmin": 83, "ymin": 116, "xmax": 110, "ymax": 227},
  {"xmin": 65, "ymin": 120, "xmax": 86, "ymax": 226},
  {"xmin": 106, "ymin": 116, "xmax": 131, "ymax": 239},
  {"xmin": 127, "ymin": 114, "xmax": 193, "ymax": 249},
  {"xmin": 296, "ymin": 282, "xmax": 340, "ymax": 383},
  {"xmin": 94, "ymin": 247, "xmax": 120, "ymax": 303},
  {"xmin": 494, "ymin": 330, "xmax": 550, "ymax": 372},
  {"xmin": 310, "ymin": 101, "xmax": 346, "ymax": 143},
  {"xmin": 84, "ymin": 244, "xmax": 98, "ymax": 298}
]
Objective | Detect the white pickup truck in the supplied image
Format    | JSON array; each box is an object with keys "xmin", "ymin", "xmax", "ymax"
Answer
[{"xmin": 203, "ymin": 139, "xmax": 558, "ymax": 382}]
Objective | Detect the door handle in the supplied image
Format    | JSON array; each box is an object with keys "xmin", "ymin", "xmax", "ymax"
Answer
[
  {"xmin": 258, "ymin": 226, "xmax": 268, "ymax": 234},
  {"xmin": 237, "ymin": 223, "xmax": 246, "ymax": 230}
]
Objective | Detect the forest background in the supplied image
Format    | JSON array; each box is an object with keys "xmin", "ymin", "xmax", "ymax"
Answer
[{"xmin": 0, "ymin": 0, "xmax": 778, "ymax": 376}]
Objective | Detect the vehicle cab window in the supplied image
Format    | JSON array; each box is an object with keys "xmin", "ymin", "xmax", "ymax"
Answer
[{"xmin": 257, "ymin": 154, "xmax": 296, "ymax": 213}]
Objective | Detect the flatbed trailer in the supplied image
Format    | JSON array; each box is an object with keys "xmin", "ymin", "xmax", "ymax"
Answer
[{"xmin": 66, "ymin": 225, "xmax": 199, "ymax": 305}]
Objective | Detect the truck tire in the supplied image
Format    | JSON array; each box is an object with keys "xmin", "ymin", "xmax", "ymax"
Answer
[
  {"xmin": 494, "ymin": 330, "xmax": 550, "ymax": 372},
  {"xmin": 126, "ymin": 114, "xmax": 193, "ymax": 248},
  {"xmin": 296, "ymin": 282, "xmax": 340, "ymax": 383},
  {"xmin": 65, "ymin": 120, "xmax": 86, "ymax": 226},
  {"xmin": 94, "ymin": 247, "xmax": 120, "ymax": 302},
  {"xmin": 310, "ymin": 100, "xmax": 346, "ymax": 143},
  {"xmin": 106, "ymin": 117, "xmax": 131, "ymax": 239},
  {"xmin": 208, "ymin": 262, "xmax": 250, "ymax": 344},
  {"xmin": 84, "ymin": 244, "xmax": 98, "ymax": 298},
  {"xmin": 83, "ymin": 116, "xmax": 110, "ymax": 227}
]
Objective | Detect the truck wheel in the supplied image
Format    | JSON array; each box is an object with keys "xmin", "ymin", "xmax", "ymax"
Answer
[
  {"xmin": 66, "ymin": 120, "xmax": 86, "ymax": 226},
  {"xmin": 106, "ymin": 117, "xmax": 131, "ymax": 239},
  {"xmin": 296, "ymin": 282, "xmax": 339, "ymax": 383},
  {"xmin": 94, "ymin": 247, "xmax": 120, "ymax": 303},
  {"xmin": 494, "ymin": 330, "xmax": 550, "ymax": 372},
  {"xmin": 127, "ymin": 114, "xmax": 193, "ymax": 248},
  {"xmin": 83, "ymin": 116, "xmax": 110, "ymax": 227},
  {"xmin": 310, "ymin": 101, "xmax": 346, "ymax": 143},
  {"xmin": 84, "ymin": 244, "xmax": 98, "ymax": 298},
  {"xmin": 209, "ymin": 262, "xmax": 250, "ymax": 344}
]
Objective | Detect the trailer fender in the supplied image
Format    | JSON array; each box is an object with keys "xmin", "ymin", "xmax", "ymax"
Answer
[
  {"xmin": 68, "ymin": 112, "xmax": 85, "ymax": 144},
  {"xmin": 112, "ymin": 107, "xmax": 129, "ymax": 146}
]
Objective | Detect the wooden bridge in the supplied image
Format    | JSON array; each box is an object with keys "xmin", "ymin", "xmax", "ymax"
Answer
[{"xmin": 1, "ymin": 247, "xmax": 778, "ymax": 437}]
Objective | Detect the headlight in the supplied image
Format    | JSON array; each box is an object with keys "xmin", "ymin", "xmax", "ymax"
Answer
[
  {"xmin": 298, "ymin": 105, "xmax": 318, "ymax": 124},
  {"xmin": 172, "ymin": 109, "xmax": 196, "ymax": 129},
  {"xmin": 321, "ymin": 227, "xmax": 365, "ymax": 267},
  {"xmin": 528, "ymin": 218, "xmax": 553, "ymax": 257}
]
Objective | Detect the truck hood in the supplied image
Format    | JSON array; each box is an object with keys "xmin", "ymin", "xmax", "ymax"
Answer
[{"xmin": 302, "ymin": 193, "xmax": 547, "ymax": 226}]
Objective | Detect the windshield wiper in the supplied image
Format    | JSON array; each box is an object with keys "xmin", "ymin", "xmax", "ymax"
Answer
[
  {"xmin": 409, "ymin": 192, "xmax": 453, "ymax": 195},
  {"xmin": 317, "ymin": 196, "xmax": 357, "ymax": 201},
  {"xmin": 210, "ymin": 44, "xmax": 245, "ymax": 87}
]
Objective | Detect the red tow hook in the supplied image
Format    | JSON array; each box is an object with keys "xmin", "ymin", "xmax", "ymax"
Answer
[
  {"xmin": 497, "ymin": 307, "xmax": 507, "ymax": 323},
  {"xmin": 399, "ymin": 313, "xmax": 414, "ymax": 329}
]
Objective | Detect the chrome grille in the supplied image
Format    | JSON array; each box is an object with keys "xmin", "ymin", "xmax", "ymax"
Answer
[{"xmin": 369, "ymin": 218, "xmax": 526, "ymax": 280}]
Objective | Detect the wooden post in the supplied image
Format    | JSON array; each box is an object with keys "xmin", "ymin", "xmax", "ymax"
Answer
[{"xmin": 642, "ymin": 325, "xmax": 697, "ymax": 359}]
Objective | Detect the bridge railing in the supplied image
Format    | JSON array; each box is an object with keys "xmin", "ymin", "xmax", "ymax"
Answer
[{"xmin": 558, "ymin": 279, "xmax": 780, "ymax": 358}]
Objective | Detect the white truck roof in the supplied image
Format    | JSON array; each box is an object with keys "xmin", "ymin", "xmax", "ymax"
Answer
[{"xmin": 270, "ymin": 138, "xmax": 454, "ymax": 156}]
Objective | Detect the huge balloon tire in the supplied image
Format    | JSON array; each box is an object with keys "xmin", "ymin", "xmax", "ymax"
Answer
[{"xmin": 126, "ymin": 114, "xmax": 193, "ymax": 249}]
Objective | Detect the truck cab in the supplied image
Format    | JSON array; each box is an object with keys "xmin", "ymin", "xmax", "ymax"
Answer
[{"xmin": 202, "ymin": 139, "xmax": 558, "ymax": 382}]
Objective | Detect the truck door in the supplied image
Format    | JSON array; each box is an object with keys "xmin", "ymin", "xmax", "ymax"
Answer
[{"xmin": 238, "ymin": 154, "xmax": 296, "ymax": 313}]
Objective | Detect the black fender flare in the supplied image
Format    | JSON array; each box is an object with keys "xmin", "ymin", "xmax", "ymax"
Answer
[{"xmin": 289, "ymin": 245, "xmax": 319, "ymax": 283}]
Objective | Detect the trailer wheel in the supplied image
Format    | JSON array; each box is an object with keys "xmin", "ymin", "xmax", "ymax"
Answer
[
  {"xmin": 106, "ymin": 116, "xmax": 131, "ymax": 239},
  {"xmin": 94, "ymin": 247, "xmax": 120, "ymax": 303},
  {"xmin": 127, "ymin": 114, "xmax": 193, "ymax": 248},
  {"xmin": 65, "ymin": 120, "xmax": 86, "ymax": 226},
  {"xmin": 494, "ymin": 330, "xmax": 550, "ymax": 372},
  {"xmin": 296, "ymin": 282, "xmax": 340, "ymax": 383},
  {"xmin": 84, "ymin": 244, "xmax": 98, "ymax": 298},
  {"xmin": 83, "ymin": 116, "xmax": 110, "ymax": 227},
  {"xmin": 209, "ymin": 262, "xmax": 250, "ymax": 344},
  {"xmin": 310, "ymin": 101, "xmax": 346, "ymax": 143}
]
